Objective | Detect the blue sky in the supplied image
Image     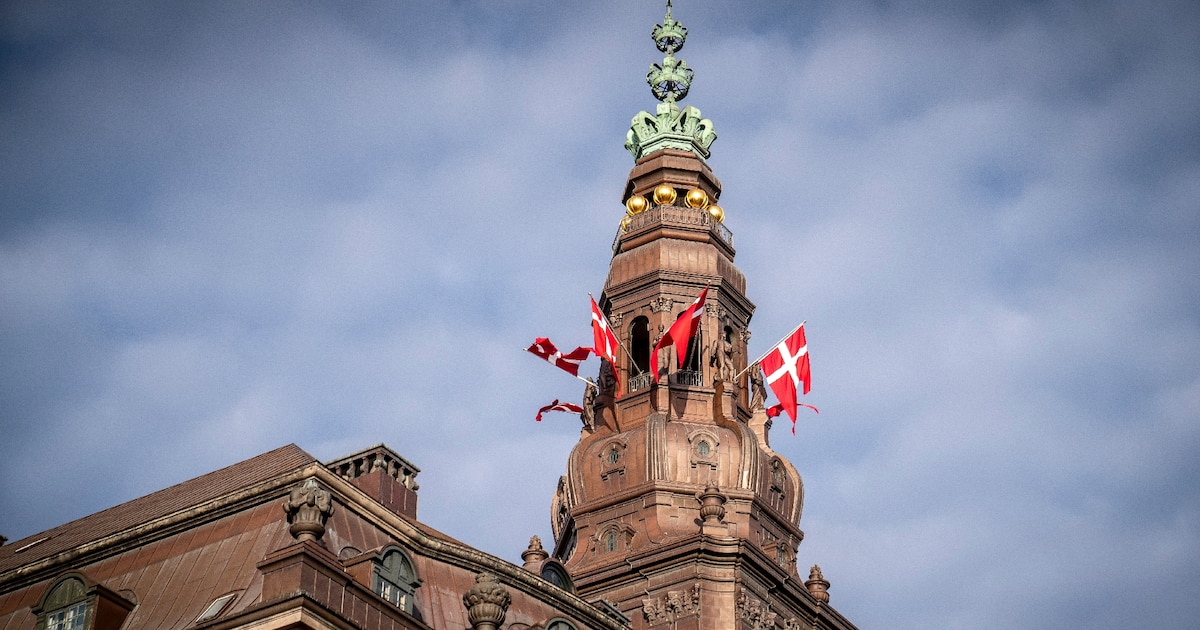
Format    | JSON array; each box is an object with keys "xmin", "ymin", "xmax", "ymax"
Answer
[{"xmin": 2, "ymin": 1, "xmax": 1198, "ymax": 628}]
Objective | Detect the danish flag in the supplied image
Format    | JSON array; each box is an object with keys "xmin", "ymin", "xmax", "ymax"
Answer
[
  {"xmin": 526, "ymin": 337, "xmax": 591, "ymax": 377},
  {"xmin": 652, "ymin": 287, "xmax": 709, "ymax": 382},
  {"xmin": 535, "ymin": 399, "xmax": 584, "ymax": 422},
  {"xmin": 760, "ymin": 323, "xmax": 814, "ymax": 426},
  {"xmin": 590, "ymin": 296, "xmax": 621, "ymax": 397}
]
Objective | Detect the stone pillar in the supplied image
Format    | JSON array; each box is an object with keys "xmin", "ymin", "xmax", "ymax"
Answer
[{"xmin": 463, "ymin": 572, "xmax": 511, "ymax": 630}]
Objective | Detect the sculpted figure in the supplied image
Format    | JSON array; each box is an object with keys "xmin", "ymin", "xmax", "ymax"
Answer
[
  {"xmin": 749, "ymin": 362, "xmax": 768, "ymax": 411},
  {"xmin": 581, "ymin": 379, "xmax": 598, "ymax": 430}
]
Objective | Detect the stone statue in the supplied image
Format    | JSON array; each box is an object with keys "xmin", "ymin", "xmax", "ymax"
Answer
[
  {"xmin": 710, "ymin": 328, "xmax": 734, "ymax": 382},
  {"xmin": 749, "ymin": 362, "xmax": 767, "ymax": 411},
  {"xmin": 581, "ymin": 379, "xmax": 598, "ymax": 430}
]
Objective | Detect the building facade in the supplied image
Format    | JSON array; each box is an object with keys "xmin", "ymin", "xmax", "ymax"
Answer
[{"xmin": 0, "ymin": 5, "xmax": 859, "ymax": 630}]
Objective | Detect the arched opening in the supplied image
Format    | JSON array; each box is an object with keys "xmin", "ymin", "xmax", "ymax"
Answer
[{"xmin": 630, "ymin": 316, "xmax": 650, "ymax": 374}]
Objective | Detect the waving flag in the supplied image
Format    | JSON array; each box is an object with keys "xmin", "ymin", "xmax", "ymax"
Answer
[
  {"xmin": 535, "ymin": 399, "xmax": 584, "ymax": 422},
  {"xmin": 760, "ymin": 323, "xmax": 813, "ymax": 426},
  {"xmin": 590, "ymin": 296, "xmax": 621, "ymax": 397},
  {"xmin": 526, "ymin": 337, "xmax": 592, "ymax": 377},
  {"xmin": 766, "ymin": 401, "xmax": 819, "ymax": 434},
  {"xmin": 652, "ymin": 287, "xmax": 709, "ymax": 381}
]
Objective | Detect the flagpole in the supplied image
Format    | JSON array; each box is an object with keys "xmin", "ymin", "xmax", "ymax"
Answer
[{"xmin": 733, "ymin": 320, "xmax": 806, "ymax": 382}]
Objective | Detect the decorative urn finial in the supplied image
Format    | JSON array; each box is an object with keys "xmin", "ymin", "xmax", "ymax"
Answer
[
  {"xmin": 463, "ymin": 572, "xmax": 512, "ymax": 630},
  {"xmin": 626, "ymin": 1, "xmax": 717, "ymax": 161},
  {"xmin": 282, "ymin": 478, "xmax": 333, "ymax": 543},
  {"xmin": 521, "ymin": 535, "xmax": 549, "ymax": 570},
  {"xmin": 805, "ymin": 565, "xmax": 831, "ymax": 603}
]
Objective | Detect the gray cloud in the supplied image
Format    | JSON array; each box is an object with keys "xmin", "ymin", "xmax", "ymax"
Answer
[{"xmin": 2, "ymin": 1, "xmax": 1198, "ymax": 629}]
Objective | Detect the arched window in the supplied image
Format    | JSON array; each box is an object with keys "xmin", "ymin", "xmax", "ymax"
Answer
[
  {"xmin": 545, "ymin": 618, "xmax": 579, "ymax": 630},
  {"xmin": 34, "ymin": 575, "xmax": 89, "ymax": 630},
  {"xmin": 539, "ymin": 560, "xmax": 575, "ymax": 593},
  {"xmin": 681, "ymin": 328, "xmax": 702, "ymax": 373},
  {"xmin": 631, "ymin": 316, "xmax": 650, "ymax": 374},
  {"xmin": 32, "ymin": 572, "xmax": 134, "ymax": 630},
  {"xmin": 373, "ymin": 547, "xmax": 421, "ymax": 614}
]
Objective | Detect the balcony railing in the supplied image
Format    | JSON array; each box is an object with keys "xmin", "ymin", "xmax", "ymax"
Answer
[
  {"xmin": 628, "ymin": 372, "xmax": 654, "ymax": 393},
  {"xmin": 612, "ymin": 204, "xmax": 733, "ymax": 254},
  {"xmin": 672, "ymin": 370, "xmax": 704, "ymax": 387}
]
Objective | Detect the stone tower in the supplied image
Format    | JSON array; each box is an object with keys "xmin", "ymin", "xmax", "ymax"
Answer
[{"xmin": 548, "ymin": 4, "xmax": 858, "ymax": 630}]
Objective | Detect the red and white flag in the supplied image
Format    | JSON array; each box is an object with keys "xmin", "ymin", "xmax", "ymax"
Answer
[
  {"xmin": 760, "ymin": 322, "xmax": 813, "ymax": 425},
  {"xmin": 652, "ymin": 286, "xmax": 709, "ymax": 381},
  {"xmin": 590, "ymin": 296, "xmax": 621, "ymax": 397},
  {"xmin": 766, "ymin": 401, "xmax": 819, "ymax": 434},
  {"xmin": 526, "ymin": 337, "xmax": 592, "ymax": 377},
  {"xmin": 535, "ymin": 399, "xmax": 584, "ymax": 422}
]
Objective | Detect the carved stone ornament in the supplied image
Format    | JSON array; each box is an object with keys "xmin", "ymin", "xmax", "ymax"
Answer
[
  {"xmin": 649, "ymin": 296, "xmax": 675, "ymax": 313},
  {"xmin": 642, "ymin": 584, "xmax": 700, "ymax": 625},
  {"xmin": 697, "ymin": 485, "xmax": 727, "ymax": 524},
  {"xmin": 463, "ymin": 573, "xmax": 511, "ymax": 630},
  {"xmin": 736, "ymin": 588, "xmax": 777, "ymax": 630},
  {"xmin": 521, "ymin": 535, "xmax": 549, "ymax": 569},
  {"xmin": 282, "ymin": 478, "xmax": 333, "ymax": 543},
  {"xmin": 805, "ymin": 565, "xmax": 831, "ymax": 604}
]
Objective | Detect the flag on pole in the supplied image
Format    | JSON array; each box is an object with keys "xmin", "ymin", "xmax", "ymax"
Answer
[
  {"xmin": 590, "ymin": 296, "xmax": 621, "ymax": 397},
  {"xmin": 535, "ymin": 399, "xmax": 584, "ymax": 421},
  {"xmin": 526, "ymin": 337, "xmax": 592, "ymax": 377},
  {"xmin": 652, "ymin": 286, "xmax": 709, "ymax": 381},
  {"xmin": 760, "ymin": 323, "xmax": 813, "ymax": 425}
]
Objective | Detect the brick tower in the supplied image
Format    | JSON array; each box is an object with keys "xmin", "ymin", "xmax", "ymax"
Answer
[{"xmin": 548, "ymin": 4, "xmax": 858, "ymax": 630}]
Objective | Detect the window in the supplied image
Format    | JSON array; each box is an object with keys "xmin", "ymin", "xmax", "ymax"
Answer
[
  {"xmin": 45, "ymin": 602, "xmax": 87, "ymax": 630},
  {"xmin": 630, "ymin": 316, "xmax": 650, "ymax": 374},
  {"xmin": 539, "ymin": 562, "xmax": 574, "ymax": 593},
  {"xmin": 373, "ymin": 547, "xmax": 420, "ymax": 614},
  {"xmin": 546, "ymin": 618, "xmax": 579, "ymax": 630},
  {"xmin": 604, "ymin": 531, "xmax": 618, "ymax": 552},
  {"xmin": 34, "ymin": 575, "xmax": 90, "ymax": 630},
  {"xmin": 33, "ymin": 573, "xmax": 134, "ymax": 630},
  {"xmin": 195, "ymin": 593, "xmax": 237, "ymax": 623},
  {"xmin": 696, "ymin": 439, "xmax": 711, "ymax": 457}
]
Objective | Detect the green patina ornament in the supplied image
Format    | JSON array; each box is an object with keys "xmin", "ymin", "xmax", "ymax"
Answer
[{"xmin": 626, "ymin": 0, "xmax": 717, "ymax": 161}]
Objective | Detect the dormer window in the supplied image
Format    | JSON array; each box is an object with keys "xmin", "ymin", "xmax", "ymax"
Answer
[
  {"xmin": 32, "ymin": 573, "xmax": 134, "ymax": 630},
  {"xmin": 373, "ymin": 547, "xmax": 421, "ymax": 614}
]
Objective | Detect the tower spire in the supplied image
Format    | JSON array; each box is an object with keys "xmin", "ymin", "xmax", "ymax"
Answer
[{"xmin": 625, "ymin": 1, "xmax": 717, "ymax": 161}]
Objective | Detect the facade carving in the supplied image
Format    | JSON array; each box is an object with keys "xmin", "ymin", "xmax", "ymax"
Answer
[
  {"xmin": 642, "ymin": 584, "xmax": 701, "ymax": 626},
  {"xmin": 282, "ymin": 478, "xmax": 333, "ymax": 543},
  {"xmin": 737, "ymin": 588, "xmax": 778, "ymax": 630}
]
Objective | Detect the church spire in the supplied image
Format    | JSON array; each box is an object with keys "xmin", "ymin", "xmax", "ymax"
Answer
[{"xmin": 625, "ymin": 1, "xmax": 717, "ymax": 161}]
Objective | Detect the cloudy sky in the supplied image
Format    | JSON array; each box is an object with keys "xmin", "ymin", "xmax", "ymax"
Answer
[{"xmin": 2, "ymin": 1, "xmax": 1198, "ymax": 628}]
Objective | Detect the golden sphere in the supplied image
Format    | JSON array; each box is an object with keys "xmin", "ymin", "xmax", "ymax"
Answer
[
  {"xmin": 684, "ymin": 188, "xmax": 709, "ymax": 209},
  {"xmin": 707, "ymin": 204, "xmax": 725, "ymax": 223},
  {"xmin": 625, "ymin": 195, "xmax": 649, "ymax": 215},
  {"xmin": 652, "ymin": 185, "xmax": 677, "ymax": 206},
  {"xmin": 620, "ymin": 215, "xmax": 633, "ymax": 232}
]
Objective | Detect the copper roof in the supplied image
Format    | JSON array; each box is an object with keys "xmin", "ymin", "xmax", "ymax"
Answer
[{"xmin": 0, "ymin": 444, "xmax": 314, "ymax": 576}]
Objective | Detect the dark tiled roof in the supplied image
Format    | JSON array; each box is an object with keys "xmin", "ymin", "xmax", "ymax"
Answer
[{"xmin": 0, "ymin": 444, "xmax": 315, "ymax": 576}]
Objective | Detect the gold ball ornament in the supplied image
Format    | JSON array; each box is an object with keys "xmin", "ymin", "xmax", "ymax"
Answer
[
  {"xmin": 620, "ymin": 215, "xmax": 633, "ymax": 232},
  {"xmin": 652, "ymin": 185, "xmax": 677, "ymax": 206},
  {"xmin": 625, "ymin": 195, "xmax": 649, "ymax": 215},
  {"xmin": 684, "ymin": 188, "xmax": 709, "ymax": 209},
  {"xmin": 707, "ymin": 204, "xmax": 725, "ymax": 223}
]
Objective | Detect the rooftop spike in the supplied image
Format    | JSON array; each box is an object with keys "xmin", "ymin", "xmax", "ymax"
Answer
[{"xmin": 625, "ymin": 1, "xmax": 717, "ymax": 161}]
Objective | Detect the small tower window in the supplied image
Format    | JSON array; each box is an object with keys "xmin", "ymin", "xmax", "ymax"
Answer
[
  {"xmin": 373, "ymin": 547, "xmax": 421, "ymax": 614},
  {"xmin": 631, "ymin": 316, "xmax": 651, "ymax": 374},
  {"xmin": 697, "ymin": 440, "xmax": 711, "ymax": 457},
  {"xmin": 605, "ymin": 531, "xmax": 618, "ymax": 552},
  {"xmin": 607, "ymin": 447, "xmax": 620, "ymax": 465}
]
